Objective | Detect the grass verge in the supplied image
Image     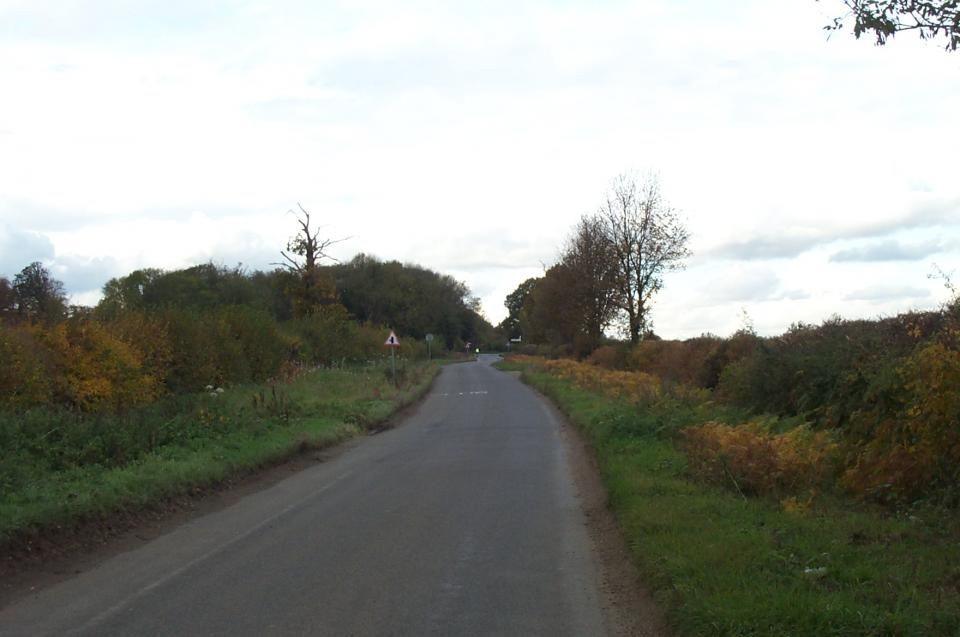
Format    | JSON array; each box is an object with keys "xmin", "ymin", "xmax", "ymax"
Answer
[
  {"xmin": 0, "ymin": 361, "xmax": 439, "ymax": 553},
  {"xmin": 498, "ymin": 359, "xmax": 960, "ymax": 637}
]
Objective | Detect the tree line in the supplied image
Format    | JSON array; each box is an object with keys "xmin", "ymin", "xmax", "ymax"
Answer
[{"xmin": 0, "ymin": 209, "xmax": 495, "ymax": 412}]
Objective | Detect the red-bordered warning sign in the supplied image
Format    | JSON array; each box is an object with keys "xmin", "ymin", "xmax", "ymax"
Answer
[{"xmin": 384, "ymin": 331, "xmax": 400, "ymax": 347}]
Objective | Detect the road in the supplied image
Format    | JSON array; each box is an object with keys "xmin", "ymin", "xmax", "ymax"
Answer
[{"xmin": 0, "ymin": 355, "xmax": 611, "ymax": 636}]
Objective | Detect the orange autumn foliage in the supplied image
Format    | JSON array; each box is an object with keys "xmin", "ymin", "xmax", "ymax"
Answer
[
  {"xmin": 540, "ymin": 358, "xmax": 662, "ymax": 403},
  {"xmin": 681, "ymin": 421, "xmax": 839, "ymax": 497},
  {"xmin": 41, "ymin": 320, "xmax": 162, "ymax": 411},
  {"xmin": 1, "ymin": 319, "xmax": 163, "ymax": 412}
]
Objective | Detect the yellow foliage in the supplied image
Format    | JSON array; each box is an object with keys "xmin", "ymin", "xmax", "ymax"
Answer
[
  {"xmin": 503, "ymin": 354, "xmax": 544, "ymax": 366},
  {"xmin": 540, "ymin": 358, "xmax": 662, "ymax": 403},
  {"xmin": 682, "ymin": 421, "xmax": 839, "ymax": 497},
  {"xmin": 33, "ymin": 320, "xmax": 161, "ymax": 411},
  {"xmin": 780, "ymin": 494, "xmax": 814, "ymax": 515}
]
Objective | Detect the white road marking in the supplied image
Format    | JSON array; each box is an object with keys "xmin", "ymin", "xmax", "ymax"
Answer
[{"xmin": 436, "ymin": 390, "xmax": 488, "ymax": 397}]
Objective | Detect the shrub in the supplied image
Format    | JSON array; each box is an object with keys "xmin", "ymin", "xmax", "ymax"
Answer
[
  {"xmin": 102, "ymin": 311, "xmax": 173, "ymax": 390},
  {"xmin": 214, "ymin": 305, "xmax": 288, "ymax": 382},
  {"xmin": 0, "ymin": 324, "xmax": 52, "ymax": 408},
  {"xmin": 681, "ymin": 420, "xmax": 839, "ymax": 497},
  {"xmin": 627, "ymin": 336, "xmax": 722, "ymax": 387},
  {"xmin": 542, "ymin": 358, "xmax": 661, "ymax": 404},
  {"xmin": 843, "ymin": 336, "xmax": 960, "ymax": 503},
  {"xmin": 587, "ymin": 344, "xmax": 627, "ymax": 369},
  {"xmin": 289, "ymin": 304, "xmax": 355, "ymax": 365},
  {"xmin": 161, "ymin": 308, "xmax": 226, "ymax": 392},
  {"xmin": 24, "ymin": 319, "xmax": 160, "ymax": 412}
]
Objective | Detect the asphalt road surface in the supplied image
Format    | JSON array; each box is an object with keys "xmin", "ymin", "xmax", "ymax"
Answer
[{"xmin": 0, "ymin": 355, "xmax": 612, "ymax": 636}]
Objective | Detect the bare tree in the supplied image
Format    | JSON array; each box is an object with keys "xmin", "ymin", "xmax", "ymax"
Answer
[
  {"xmin": 599, "ymin": 174, "xmax": 690, "ymax": 344},
  {"xmin": 278, "ymin": 203, "xmax": 345, "ymax": 273},
  {"xmin": 275, "ymin": 203, "xmax": 348, "ymax": 316}
]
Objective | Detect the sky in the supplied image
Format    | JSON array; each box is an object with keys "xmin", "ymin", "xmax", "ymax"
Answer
[{"xmin": 1, "ymin": 0, "xmax": 958, "ymax": 338}]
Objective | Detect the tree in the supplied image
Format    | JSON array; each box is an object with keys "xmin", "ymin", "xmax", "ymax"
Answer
[
  {"xmin": 501, "ymin": 277, "xmax": 539, "ymax": 339},
  {"xmin": 599, "ymin": 174, "xmax": 690, "ymax": 344},
  {"xmin": 560, "ymin": 215, "xmax": 621, "ymax": 350},
  {"xmin": 13, "ymin": 262, "xmax": 67, "ymax": 322},
  {"xmin": 824, "ymin": 0, "xmax": 960, "ymax": 50},
  {"xmin": 98, "ymin": 268, "xmax": 163, "ymax": 317},
  {"xmin": 0, "ymin": 277, "xmax": 16, "ymax": 321},
  {"xmin": 331, "ymin": 254, "xmax": 489, "ymax": 347},
  {"xmin": 276, "ymin": 204, "xmax": 344, "ymax": 317},
  {"xmin": 523, "ymin": 264, "xmax": 584, "ymax": 352}
]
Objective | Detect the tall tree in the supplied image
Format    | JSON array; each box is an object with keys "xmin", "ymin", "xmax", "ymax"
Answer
[
  {"xmin": 13, "ymin": 262, "xmax": 67, "ymax": 322},
  {"xmin": 501, "ymin": 277, "xmax": 539, "ymax": 339},
  {"xmin": 277, "ymin": 204, "xmax": 343, "ymax": 317},
  {"xmin": 599, "ymin": 174, "xmax": 690, "ymax": 344},
  {"xmin": 522, "ymin": 265, "xmax": 581, "ymax": 349},
  {"xmin": 560, "ymin": 215, "xmax": 620, "ymax": 350},
  {"xmin": 825, "ymin": 0, "xmax": 960, "ymax": 50}
]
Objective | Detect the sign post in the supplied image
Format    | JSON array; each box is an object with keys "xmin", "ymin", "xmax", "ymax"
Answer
[
  {"xmin": 425, "ymin": 333, "xmax": 434, "ymax": 360},
  {"xmin": 384, "ymin": 330, "xmax": 400, "ymax": 386}
]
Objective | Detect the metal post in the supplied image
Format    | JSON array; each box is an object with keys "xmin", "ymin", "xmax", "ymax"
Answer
[{"xmin": 391, "ymin": 346, "xmax": 396, "ymax": 386}]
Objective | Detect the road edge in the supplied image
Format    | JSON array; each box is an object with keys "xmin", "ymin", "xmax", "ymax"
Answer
[
  {"xmin": 0, "ymin": 364, "xmax": 445, "ymax": 607},
  {"xmin": 517, "ymin": 372, "xmax": 672, "ymax": 637}
]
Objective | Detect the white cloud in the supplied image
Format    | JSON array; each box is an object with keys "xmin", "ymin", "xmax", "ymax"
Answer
[
  {"xmin": 844, "ymin": 285, "xmax": 931, "ymax": 302},
  {"xmin": 830, "ymin": 239, "xmax": 946, "ymax": 262},
  {"xmin": 0, "ymin": 224, "xmax": 55, "ymax": 276},
  {"xmin": 699, "ymin": 267, "xmax": 781, "ymax": 304},
  {"xmin": 1, "ymin": 0, "xmax": 959, "ymax": 334}
]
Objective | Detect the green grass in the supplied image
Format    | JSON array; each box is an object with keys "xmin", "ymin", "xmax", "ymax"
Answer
[
  {"xmin": 0, "ymin": 361, "xmax": 439, "ymax": 548},
  {"xmin": 502, "ymin": 361, "xmax": 960, "ymax": 637}
]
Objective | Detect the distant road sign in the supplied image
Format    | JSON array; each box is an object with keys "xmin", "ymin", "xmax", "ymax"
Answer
[
  {"xmin": 385, "ymin": 331, "xmax": 400, "ymax": 347},
  {"xmin": 425, "ymin": 333, "xmax": 434, "ymax": 342}
]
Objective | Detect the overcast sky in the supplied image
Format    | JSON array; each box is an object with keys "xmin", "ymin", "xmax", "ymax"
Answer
[{"xmin": 1, "ymin": 0, "xmax": 958, "ymax": 338}]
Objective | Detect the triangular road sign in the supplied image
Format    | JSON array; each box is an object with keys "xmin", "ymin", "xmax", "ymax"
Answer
[{"xmin": 384, "ymin": 331, "xmax": 400, "ymax": 347}]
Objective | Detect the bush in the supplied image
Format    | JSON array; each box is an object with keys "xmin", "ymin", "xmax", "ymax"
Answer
[
  {"xmin": 681, "ymin": 420, "xmax": 839, "ymax": 497},
  {"xmin": 161, "ymin": 308, "xmax": 225, "ymax": 392},
  {"xmin": 586, "ymin": 344, "xmax": 628, "ymax": 369},
  {"xmin": 715, "ymin": 317, "xmax": 921, "ymax": 427},
  {"xmin": 0, "ymin": 324, "xmax": 52, "ymax": 408},
  {"xmin": 542, "ymin": 358, "xmax": 662, "ymax": 404},
  {"xmin": 843, "ymin": 336, "xmax": 960, "ymax": 503},
  {"xmin": 288, "ymin": 304, "xmax": 356, "ymax": 365},
  {"xmin": 627, "ymin": 336, "xmax": 722, "ymax": 387},
  {"xmin": 214, "ymin": 305, "xmax": 288, "ymax": 382},
  {"xmin": 20, "ymin": 320, "xmax": 160, "ymax": 412}
]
